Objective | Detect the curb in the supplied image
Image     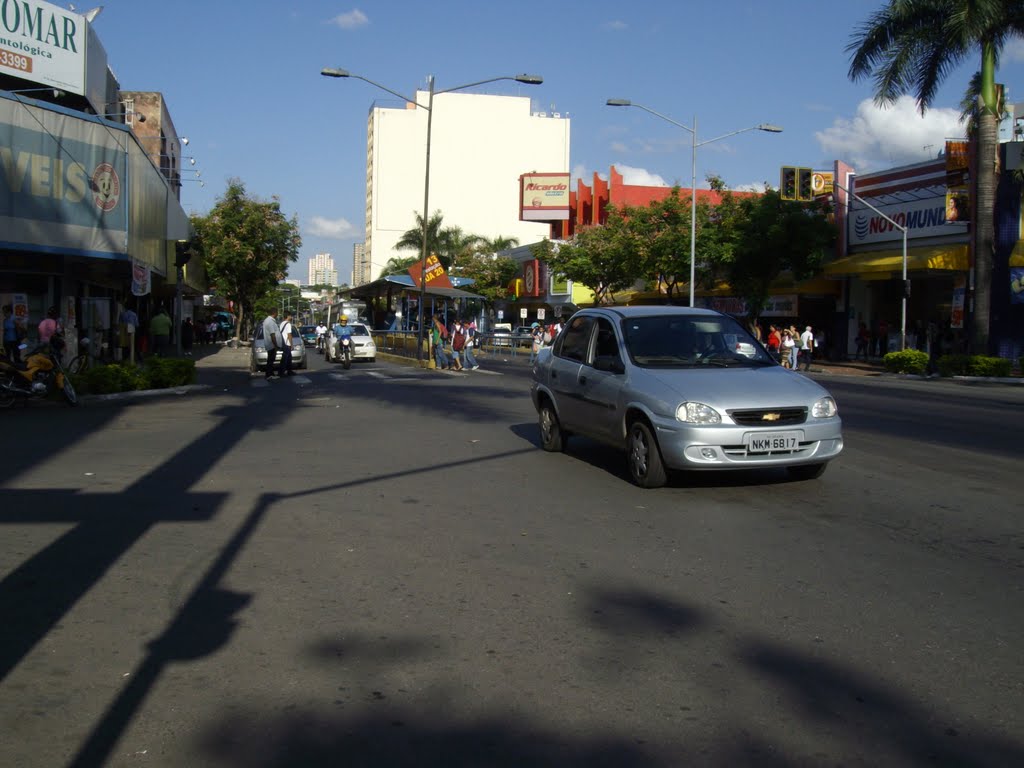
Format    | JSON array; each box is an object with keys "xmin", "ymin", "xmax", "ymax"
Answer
[{"xmin": 80, "ymin": 384, "xmax": 213, "ymax": 404}]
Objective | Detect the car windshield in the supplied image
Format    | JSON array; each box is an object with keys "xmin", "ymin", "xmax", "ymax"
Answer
[
  {"xmin": 300, "ymin": 326, "xmax": 316, "ymax": 335},
  {"xmin": 622, "ymin": 314, "xmax": 774, "ymax": 368},
  {"xmin": 350, "ymin": 324, "xmax": 369, "ymax": 336}
]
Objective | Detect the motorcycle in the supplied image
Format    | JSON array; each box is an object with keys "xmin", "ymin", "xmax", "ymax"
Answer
[
  {"xmin": 0, "ymin": 334, "xmax": 77, "ymax": 407},
  {"xmin": 339, "ymin": 336, "xmax": 352, "ymax": 370}
]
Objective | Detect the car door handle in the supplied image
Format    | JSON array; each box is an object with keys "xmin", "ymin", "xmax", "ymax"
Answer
[
  {"xmin": 551, "ymin": 371, "xmax": 558, "ymax": 380},
  {"xmin": 579, "ymin": 375, "xmax": 587, "ymax": 385}
]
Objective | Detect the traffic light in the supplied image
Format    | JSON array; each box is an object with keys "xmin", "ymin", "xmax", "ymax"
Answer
[
  {"xmin": 780, "ymin": 167, "xmax": 814, "ymax": 201},
  {"xmin": 780, "ymin": 167, "xmax": 797, "ymax": 200},
  {"xmin": 173, "ymin": 240, "xmax": 192, "ymax": 267},
  {"xmin": 798, "ymin": 168, "xmax": 813, "ymax": 201}
]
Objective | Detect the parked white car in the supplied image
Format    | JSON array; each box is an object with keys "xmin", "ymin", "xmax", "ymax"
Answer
[{"xmin": 326, "ymin": 322, "xmax": 376, "ymax": 363}]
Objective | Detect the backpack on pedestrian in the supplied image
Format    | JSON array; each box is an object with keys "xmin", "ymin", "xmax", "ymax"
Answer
[{"xmin": 452, "ymin": 328, "xmax": 466, "ymax": 352}]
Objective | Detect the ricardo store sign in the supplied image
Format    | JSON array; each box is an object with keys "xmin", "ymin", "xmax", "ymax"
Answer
[
  {"xmin": 520, "ymin": 172, "xmax": 569, "ymax": 221},
  {"xmin": 0, "ymin": 0, "xmax": 86, "ymax": 94}
]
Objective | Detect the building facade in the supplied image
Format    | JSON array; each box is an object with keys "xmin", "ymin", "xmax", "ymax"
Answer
[
  {"xmin": 308, "ymin": 252, "xmax": 337, "ymax": 286},
  {"xmin": 351, "ymin": 242, "xmax": 367, "ymax": 286},
  {"xmin": 0, "ymin": 1, "xmax": 204, "ymax": 360},
  {"xmin": 363, "ymin": 91, "xmax": 570, "ymax": 282}
]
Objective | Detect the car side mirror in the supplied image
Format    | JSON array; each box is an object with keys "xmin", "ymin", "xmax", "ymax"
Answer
[{"xmin": 593, "ymin": 355, "xmax": 625, "ymax": 374}]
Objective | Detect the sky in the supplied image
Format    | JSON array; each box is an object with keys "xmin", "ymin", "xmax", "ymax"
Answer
[{"xmin": 84, "ymin": 1, "xmax": 1024, "ymax": 284}]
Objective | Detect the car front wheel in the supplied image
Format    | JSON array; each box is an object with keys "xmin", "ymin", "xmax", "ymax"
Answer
[
  {"xmin": 628, "ymin": 420, "xmax": 667, "ymax": 488},
  {"xmin": 538, "ymin": 401, "xmax": 565, "ymax": 452}
]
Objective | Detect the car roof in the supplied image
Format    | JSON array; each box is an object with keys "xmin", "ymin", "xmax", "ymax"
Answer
[{"xmin": 578, "ymin": 306, "xmax": 723, "ymax": 319}]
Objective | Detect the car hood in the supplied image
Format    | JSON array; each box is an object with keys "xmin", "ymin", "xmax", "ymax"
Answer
[{"xmin": 640, "ymin": 365, "xmax": 833, "ymax": 407}]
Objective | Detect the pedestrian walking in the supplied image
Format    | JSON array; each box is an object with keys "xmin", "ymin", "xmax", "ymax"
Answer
[
  {"xmin": 529, "ymin": 322, "xmax": 543, "ymax": 363},
  {"xmin": 799, "ymin": 325, "xmax": 815, "ymax": 371},
  {"xmin": 431, "ymin": 314, "xmax": 449, "ymax": 370},
  {"xmin": 181, "ymin": 317, "xmax": 195, "ymax": 356},
  {"xmin": 766, "ymin": 325, "xmax": 781, "ymax": 362},
  {"xmin": 149, "ymin": 307, "xmax": 172, "ymax": 356},
  {"xmin": 781, "ymin": 330, "xmax": 795, "ymax": 369},
  {"xmin": 449, "ymin": 319, "xmax": 466, "ymax": 371},
  {"xmin": 278, "ymin": 313, "xmax": 296, "ymax": 376},
  {"xmin": 262, "ymin": 308, "xmax": 282, "ymax": 379},
  {"xmin": 462, "ymin": 319, "xmax": 480, "ymax": 370},
  {"xmin": 855, "ymin": 322, "xmax": 869, "ymax": 361},
  {"xmin": 2, "ymin": 304, "xmax": 23, "ymax": 363}
]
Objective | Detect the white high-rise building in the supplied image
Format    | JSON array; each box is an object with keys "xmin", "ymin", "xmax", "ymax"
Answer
[
  {"xmin": 308, "ymin": 253, "xmax": 337, "ymax": 286},
  {"xmin": 352, "ymin": 243, "xmax": 368, "ymax": 286},
  {"xmin": 363, "ymin": 90, "xmax": 570, "ymax": 282}
]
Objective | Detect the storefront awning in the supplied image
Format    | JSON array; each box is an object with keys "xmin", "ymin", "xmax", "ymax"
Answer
[{"xmin": 825, "ymin": 244, "xmax": 968, "ymax": 276}]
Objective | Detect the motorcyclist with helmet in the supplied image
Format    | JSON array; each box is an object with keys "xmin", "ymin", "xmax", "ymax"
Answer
[{"xmin": 332, "ymin": 314, "xmax": 353, "ymax": 364}]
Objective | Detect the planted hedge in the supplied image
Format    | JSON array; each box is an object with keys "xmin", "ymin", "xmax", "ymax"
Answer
[
  {"xmin": 882, "ymin": 349, "xmax": 929, "ymax": 374},
  {"xmin": 73, "ymin": 358, "xmax": 196, "ymax": 394},
  {"xmin": 935, "ymin": 354, "xmax": 1013, "ymax": 378}
]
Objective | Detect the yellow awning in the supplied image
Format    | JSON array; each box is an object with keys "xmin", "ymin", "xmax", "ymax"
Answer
[
  {"xmin": 825, "ymin": 244, "xmax": 968, "ymax": 276},
  {"xmin": 1009, "ymin": 241, "xmax": 1024, "ymax": 267}
]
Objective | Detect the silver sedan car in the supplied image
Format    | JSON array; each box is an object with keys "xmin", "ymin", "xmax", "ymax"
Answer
[
  {"xmin": 250, "ymin": 323, "xmax": 306, "ymax": 372},
  {"xmin": 530, "ymin": 306, "xmax": 843, "ymax": 488}
]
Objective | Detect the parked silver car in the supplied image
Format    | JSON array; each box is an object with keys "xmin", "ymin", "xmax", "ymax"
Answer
[
  {"xmin": 530, "ymin": 306, "xmax": 843, "ymax": 488},
  {"xmin": 250, "ymin": 323, "xmax": 306, "ymax": 373}
]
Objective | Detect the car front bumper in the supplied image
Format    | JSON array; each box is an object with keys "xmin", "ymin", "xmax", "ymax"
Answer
[{"xmin": 648, "ymin": 413, "xmax": 843, "ymax": 470}]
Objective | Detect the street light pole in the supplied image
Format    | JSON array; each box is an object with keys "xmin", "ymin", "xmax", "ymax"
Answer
[
  {"xmin": 322, "ymin": 67, "xmax": 542, "ymax": 364},
  {"xmin": 606, "ymin": 100, "xmax": 782, "ymax": 306}
]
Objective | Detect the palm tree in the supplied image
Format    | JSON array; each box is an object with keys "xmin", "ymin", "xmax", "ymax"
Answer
[
  {"xmin": 381, "ymin": 255, "xmax": 420, "ymax": 276},
  {"xmin": 478, "ymin": 235, "xmax": 520, "ymax": 254},
  {"xmin": 395, "ymin": 211, "xmax": 447, "ymax": 259},
  {"xmin": 847, "ymin": 0, "xmax": 1024, "ymax": 354}
]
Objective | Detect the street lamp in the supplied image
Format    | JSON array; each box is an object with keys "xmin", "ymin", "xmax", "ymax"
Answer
[
  {"xmin": 606, "ymin": 99, "xmax": 782, "ymax": 307},
  {"xmin": 322, "ymin": 67, "xmax": 543, "ymax": 362}
]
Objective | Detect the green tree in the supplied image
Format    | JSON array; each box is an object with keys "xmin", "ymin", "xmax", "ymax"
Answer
[
  {"xmin": 847, "ymin": 0, "xmax": 1024, "ymax": 353},
  {"xmin": 191, "ymin": 180, "xmax": 301, "ymax": 340},
  {"xmin": 477, "ymin": 235, "xmax": 520, "ymax": 254},
  {"xmin": 540, "ymin": 212, "xmax": 639, "ymax": 305},
  {"xmin": 727, "ymin": 191, "xmax": 835, "ymax": 322},
  {"xmin": 451, "ymin": 253, "xmax": 519, "ymax": 303}
]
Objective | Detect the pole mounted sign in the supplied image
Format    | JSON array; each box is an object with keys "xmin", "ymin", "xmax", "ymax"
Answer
[{"xmin": 0, "ymin": 0, "xmax": 87, "ymax": 94}]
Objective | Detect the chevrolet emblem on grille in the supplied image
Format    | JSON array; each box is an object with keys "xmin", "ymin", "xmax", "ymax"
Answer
[{"xmin": 761, "ymin": 413, "xmax": 781, "ymax": 422}]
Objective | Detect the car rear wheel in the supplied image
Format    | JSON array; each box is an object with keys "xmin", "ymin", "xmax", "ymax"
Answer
[
  {"xmin": 787, "ymin": 463, "xmax": 827, "ymax": 481},
  {"xmin": 628, "ymin": 420, "xmax": 667, "ymax": 488},
  {"xmin": 538, "ymin": 401, "xmax": 565, "ymax": 452}
]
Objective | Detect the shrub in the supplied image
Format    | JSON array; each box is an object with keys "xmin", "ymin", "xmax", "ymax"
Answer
[
  {"xmin": 882, "ymin": 349, "xmax": 929, "ymax": 375},
  {"xmin": 78, "ymin": 363, "xmax": 148, "ymax": 394},
  {"xmin": 936, "ymin": 354, "xmax": 1012, "ymax": 377},
  {"xmin": 968, "ymin": 355, "xmax": 1012, "ymax": 377},
  {"xmin": 143, "ymin": 357, "xmax": 196, "ymax": 389},
  {"xmin": 936, "ymin": 354, "xmax": 970, "ymax": 377}
]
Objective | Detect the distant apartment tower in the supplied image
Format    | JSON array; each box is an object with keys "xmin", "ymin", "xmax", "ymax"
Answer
[
  {"xmin": 362, "ymin": 91, "xmax": 570, "ymax": 282},
  {"xmin": 351, "ymin": 242, "xmax": 368, "ymax": 286},
  {"xmin": 308, "ymin": 253, "xmax": 337, "ymax": 286}
]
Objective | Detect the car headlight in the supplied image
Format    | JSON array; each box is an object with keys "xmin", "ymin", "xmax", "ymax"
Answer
[
  {"xmin": 812, "ymin": 396, "xmax": 838, "ymax": 418},
  {"xmin": 676, "ymin": 402, "xmax": 721, "ymax": 424}
]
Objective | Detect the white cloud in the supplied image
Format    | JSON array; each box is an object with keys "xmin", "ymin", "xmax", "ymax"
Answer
[
  {"xmin": 307, "ymin": 215, "xmax": 358, "ymax": 239},
  {"xmin": 1005, "ymin": 38, "xmax": 1024, "ymax": 62},
  {"xmin": 603, "ymin": 20, "xmax": 627, "ymax": 31},
  {"xmin": 815, "ymin": 95, "xmax": 963, "ymax": 171},
  {"xmin": 328, "ymin": 9, "xmax": 368, "ymax": 30},
  {"xmin": 571, "ymin": 163, "xmax": 589, "ymax": 187},
  {"xmin": 615, "ymin": 164, "xmax": 669, "ymax": 187}
]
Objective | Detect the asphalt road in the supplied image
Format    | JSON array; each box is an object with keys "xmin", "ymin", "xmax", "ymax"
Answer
[{"xmin": 1, "ymin": 347, "xmax": 1022, "ymax": 767}]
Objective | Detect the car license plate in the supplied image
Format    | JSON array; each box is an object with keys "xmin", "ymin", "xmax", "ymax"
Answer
[{"xmin": 746, "ymin": 431, "xmax": 801, "ymax": 453}]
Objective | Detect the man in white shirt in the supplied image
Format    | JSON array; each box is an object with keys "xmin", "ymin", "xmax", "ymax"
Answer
[
  {"xmin": 279, "ymin": 313, "xmax": 296, "ymax": 376},
  {"xmin": 799, "ymin": 325, "xmax": 815, "ymax": 371},
  {"xmin": 262, "ymin": 309, "xmax": 282, "ymax": 379}
]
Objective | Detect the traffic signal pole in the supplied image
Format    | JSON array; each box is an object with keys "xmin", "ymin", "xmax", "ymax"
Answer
[{"xmin": 831, "ymin": 179, "xmax": 909, "ymax": 352}]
